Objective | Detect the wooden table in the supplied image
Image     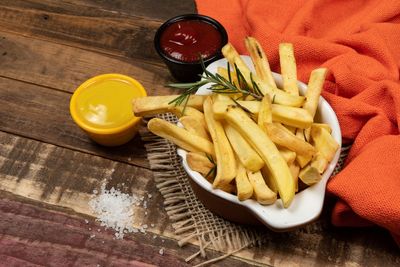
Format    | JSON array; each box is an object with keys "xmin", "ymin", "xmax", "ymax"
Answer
[{"xmin": 0, "ymin": 1, "xmax": 399, "ymax": 266}]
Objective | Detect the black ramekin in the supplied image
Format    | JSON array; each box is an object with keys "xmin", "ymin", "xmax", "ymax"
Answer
[{"xmin": 154, "ymin": 14, "xmax": 228, "ymax": 82}]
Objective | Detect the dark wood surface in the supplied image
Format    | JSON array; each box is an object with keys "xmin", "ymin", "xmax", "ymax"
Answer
[{"xmin": 0, "ymin": 1, "xmax": 399, "ymax": 266}]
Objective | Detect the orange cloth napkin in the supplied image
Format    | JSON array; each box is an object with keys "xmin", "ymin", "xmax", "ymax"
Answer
[{"xmin": 196, "ymin": 0, "xmax": 400, "ymax": 244}]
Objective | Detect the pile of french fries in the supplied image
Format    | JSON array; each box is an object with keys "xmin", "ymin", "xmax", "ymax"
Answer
[{"xmin": 133, "ymin": 37, "xmax": 339, "ymax": 208}]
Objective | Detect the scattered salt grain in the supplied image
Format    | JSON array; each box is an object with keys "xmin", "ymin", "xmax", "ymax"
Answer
[
  {"xmin": 88, "ymin": 228, "xmax": 91, "ymax": 231},
  {"xmin": 151, "ymin": 224, "xmax": 155, "ymax": 227},
  {"xmin": 93, "ymin": 189, "xmax": 98, "ymax": 194},
  {"xmin": 90, "ymin": 234, "xmax": 96, "ymax": 238},
  {"xmin": 161, "ymin": 239, "xmax": 165, "ymax": 243},
  {"xmin": 102, "ymin": 241, "xmax": 105, "ymax": 244},
  {"xmin": 159, "ymin": 248, "xmax": 164, "ymax": 255},
  {"xmin": 84, "ymin": 219, "xmax": 89, "ymax": 224},
  {"xmin": 145, "ymin": 211, "xmax": 148, "ymax": 215},
  {"xmin": 153, "ymin": 235, "xmax": 157, "ymax": 239},
  {"xmin": 89, "ymin": 183, "xmax": 136, "ymax": 239},
  {"xmin": 97, "ymin": 229, "xmax": 101, "ymax": 232},
  {"xmin": 142, "ymin": 224, "xmax": 148, "ymax": 229},
  {"xmin": 147, "ymin": 194, "xmax": 152, "ymax": 199}
]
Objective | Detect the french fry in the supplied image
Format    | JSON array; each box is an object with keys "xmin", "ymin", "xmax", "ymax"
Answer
[
  {"xmin": 299, "ymin": 165, "xmax": 321, "ymax": 185},
  {"xmin": 303, "ymin": 68, "xmax": 328, "ymax": 118},
  {"xmin": 271, "ymin": 104, "xmax": 313, "ymax": 129},
  {"xmin": 170, "ymin": 106, "xmax": 205, "ymax": 119},
  {"xmin": 295, "ymin": 129, "xmax": 313, "ymax": 167},
  {"xmin": 217, "ymin": 67, "xmax": 239, "ymax": 87},
  {"xmin": 257, "ymin": 94, "xmax": 273, "ymax": 130},
  {"xmin": 133, "ymin": 95, "xmax": 206, "ymax": 116},
  {"xmin": 284, "ymin": 125, "xmax": 297, "ymax": 134},
  {"xmin": 264, "ymin": 122, "xmax": 315, "ymax": 158},
  {"xmin": 215, "ymin": 103, "xmax": 295, "ymax": 207},
  {"xmin": 310, "ymin": 152, "xmax": 329, "ymax": 174},
  {"xmin": 246, "ymin": 170, "xmax": 277, "ymax": 205},
  {"xmin": 279, "ymin": 43, "xmax": 299, "ymax": 95},
  {"xmin": 179, "ymin": 116, "xmax": 210, "ymax": 141},
  {"xmin": 236, "ymin": 101, "xmax": 312, "ymax": 127},
  {"xmin": 235, "ymin": 162, "xmax": 254, "ymax": 201},
  {"xmin": 279, "ymin": 147, "xmax": 297, "ymax": 165},
  {"xmin": 289, "ymin": 162, "xmax": 300, "ymax": 192},
  {"xmin": 148, "ymin": 118, "xmax": 215, "ymax": 156},
  {"xmin": 312, "ymin": 123, "xmax": 332, "ymax": 134},
  {"xmin": 224, "ymin": 123, "xmax": 264, "ymax": 172},
  {"xmin": 245, "ymin": 36, "xmax": 277, "ymax": 88},
  {"xmin": 203, "ymin": 97, "xmax": 237, "ymax": 187},
  {"xmin": 311, "ymin": 126, "xmax": 339, "ymax": 162},
  {"xmin": 260, "ymin": 166, "xmax": 278, "ymax": 193},
  {"xmin": 217, "ymin": 183, "xmax": 236, "ymax": 194},
  {"xmin": 186, "ymin": 152, "xmax": 215, "ymax": 178}
]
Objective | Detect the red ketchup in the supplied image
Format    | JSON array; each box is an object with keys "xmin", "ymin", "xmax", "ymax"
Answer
[{"xmin": 160, "ymin": 20, "xmax": 222, "ymax": 63}]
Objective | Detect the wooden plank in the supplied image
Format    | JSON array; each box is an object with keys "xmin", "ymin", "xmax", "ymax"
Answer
[
  {"xmin": 0, "ymin": 134, "xmax": 257, "ymax": 267},
  {"xmin": 1, "ymin": 0, "xmax": 196, "ymax": 22},
  {"xmin": 0, "ymin": 76, "xmax": 151, "ymax": 168},
  {"xmin": 0, "ymin": 0, "xmax": 194, "ymax": 63},
  {"xmin": 1, "ymin": 132, "xmax": 399, "ymax": 266},
  {"xmin": 0, "ymin": 31, "xmax": 176, "ymax": 95},
  {"xmin": 0, "ymin": 193, "xmax": 253, "ymax": 267}
]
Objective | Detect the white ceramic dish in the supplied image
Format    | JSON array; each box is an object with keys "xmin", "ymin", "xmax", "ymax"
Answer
[{"xmin": 177, "ymin": 56, "xmax": 342, "ymax": 231}]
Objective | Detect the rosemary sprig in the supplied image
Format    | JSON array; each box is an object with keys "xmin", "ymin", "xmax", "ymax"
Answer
[
  {"xmin": 205, "ymin": 153, "xmax": 217, "ymax": 179},
  {"xmin": 167, "ymin": 57, "xmax": 264, "ymax": 111}
]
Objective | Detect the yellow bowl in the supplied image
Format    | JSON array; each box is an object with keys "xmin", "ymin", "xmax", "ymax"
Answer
[{"xmin": 70, "ymin": 74, "xmax": 147, "ymax": 146}]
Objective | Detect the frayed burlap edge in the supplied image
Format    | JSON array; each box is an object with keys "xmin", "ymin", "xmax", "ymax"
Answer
[{"xmin": 141, "ymin": 113, "xmax": 349, "ymax": 265}]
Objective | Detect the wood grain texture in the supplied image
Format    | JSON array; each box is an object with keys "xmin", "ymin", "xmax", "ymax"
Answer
[
  {"xmin": 0, "ymin": 0, "xmax": 194, "ymax": 63},
  {"xmin": 0, "ymin": 193, "xmax": 255, "ymax": 267},
  {"xmin": 0, "ymin": 31, "xmax": 177, "ymax": 95},
  {"xmin": 0, "ymin": 133, "xmax": 399, "ymax": 266},
  {"xmin": 0, "ymin": 76, "xmax": 150, "ymax": 168},
  {"xmin": 0, "ymin": 0, "xmax": 399, "ymax": 266}
]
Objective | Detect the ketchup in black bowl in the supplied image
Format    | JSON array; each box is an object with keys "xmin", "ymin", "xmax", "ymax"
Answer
[{"xmin": 154, "ymin": 14, "xmax": 228, "ymax": 82}]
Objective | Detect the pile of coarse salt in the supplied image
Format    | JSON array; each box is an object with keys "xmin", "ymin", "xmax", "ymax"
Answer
[{"xmin": 89, "ymin": 183, "xmax": 140, "ymax": 239}]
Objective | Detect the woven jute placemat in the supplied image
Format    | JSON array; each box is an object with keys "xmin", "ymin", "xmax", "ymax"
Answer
[{"xmin": 142, "ymin": 113, "xmax": 349, "ymax": 266}]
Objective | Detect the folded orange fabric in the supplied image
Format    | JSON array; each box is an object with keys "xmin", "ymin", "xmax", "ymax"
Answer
[{"xmin": 196, "ymin": 0, "xmax": 400, "ymax": 244}]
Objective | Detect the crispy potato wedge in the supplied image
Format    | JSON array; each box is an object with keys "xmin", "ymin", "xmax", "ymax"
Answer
[
  {"xmin": 246, "ymin": 170, "xmax": 277, "ymax": 205},
  {"xmin": 236, "ymin": 101, "xmax": 312, "ymax": 127},
  {"xmin": 217, "ymin": 183, "xmax": 236, "ymax": 194},
  {"xmin": 224, "ymin": 123, "xmax": 264, "ymax": 172},
  {"xmin": 303, "ymin": 68, "xmax": 328, "ymax": 118},
  {"xmin": 133, "ymin": 95, "xmax": 206, "ymax": 116},
  {"xmin": 179, "ymin": 116, "xmax": 210, "ymax": 141},
  {"xmin": 257, "ymin": 94, "xmax": 273, "ymax": 130},
  {"xmin": 217, "ymin": 67, "xmax": 239, "ymax": 87},
  {"xmin": 260, "ymin": 166, "xmax": 278, "ymax": 194},
  {"xmin": 311, "ymin": 126, "xmax": 339, "ymax": 162},
  {"xmin": 215, "ymin": 103, "xmax": 295, "ymax": 207},
  {"xmin": 310, "ymin": 152, "xmax": 329, "ymax": 174},
  {"xmin": 289, "ymin": 162, "xmax": 300, "ymax": 192},
  {"xmin": 203, "ymin": 97, "xmax": 237, "ymax": 187},
  {"xmin": 235, "ymin": 162, "xmax": 254, "ymax": 201},
  {"xmin": 312, "ymin": 123, "xmax": 332, "ymax": 134},
  {"xmin": 245, "ymin": 36, "xmax": 277, "ymax": 88},
  {"xmin": 271, "ymin": 104, "xmax": 313, "ymax": 129},
  {"xmin": 278, "ymin": 147, "xmax": 297, "ymax": 165},
  {"xmin": 186, "ymin": 152, "xmax": 215, "ymax": 178},
  {"xmin": 279, "ymin": 43, "xmax": 299, "ymax": 95},
  {"xmin": 170, "ymin": 106, "xmax": 205, "ymax": 119},
  {"xmin": 299, "ymin": 165, "xmax": 321, "ymax": 185},
  {"xmin": 148, "ymin": 118, "xmax": 214, "ymax": 156},
  {"xmin": 265, "ymin": 122, "xmax": 315, "ymax": 158}
]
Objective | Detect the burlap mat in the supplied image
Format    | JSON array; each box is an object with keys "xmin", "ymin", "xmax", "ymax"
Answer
[{"xmin": 142, "ymin": 113, "xmax": 349, "ymax": 265}]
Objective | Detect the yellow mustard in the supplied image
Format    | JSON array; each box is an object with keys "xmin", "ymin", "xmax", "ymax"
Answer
[{"xmin": 70, "ymin": 74, "xmax": 147, "ymax": 146}]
